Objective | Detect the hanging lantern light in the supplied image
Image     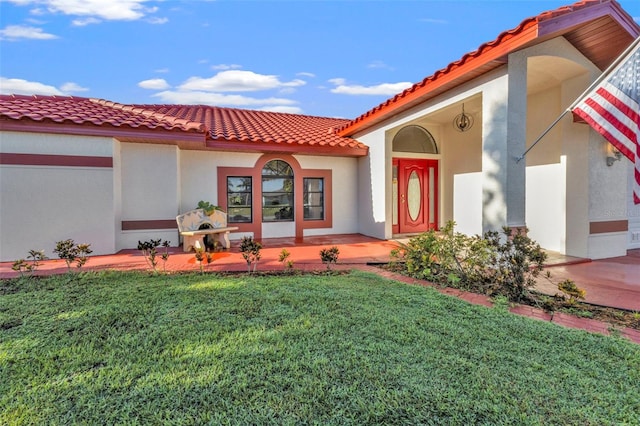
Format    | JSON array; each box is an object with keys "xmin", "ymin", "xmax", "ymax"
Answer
[{"xmin": 453, "ymin": 103, "xmax": 474, "ymax": 132}]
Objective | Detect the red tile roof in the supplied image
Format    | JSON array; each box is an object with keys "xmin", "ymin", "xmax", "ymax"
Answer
[
  {"xmin": 337, "ymin": 0, "xmax": 640, "ymax": 136},
  {"xmin": 137, "ymin": 104, "xmax": 365, "ymax": 150},
  {"xmin": 0, "ymin": 95, "xmax": 367, "ymax": 156},
  {"xmin": 0, "ymin": 95, "xmax": 205, "ymax": 133}
]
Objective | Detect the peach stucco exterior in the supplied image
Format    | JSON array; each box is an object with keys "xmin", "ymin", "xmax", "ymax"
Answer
[{"xmin": 0, "ymin": 132, "xmax": 362, "ymax": 261}]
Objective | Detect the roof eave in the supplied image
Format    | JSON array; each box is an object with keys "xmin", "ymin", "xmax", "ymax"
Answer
[
  {"xmin": 0, "ymin": 119, "xmax": 207, "ymax": 147},
  {"xmin": 337, "ymin": 21, "xmax": 539, "ymax": 137},
  {"xmin": 338, "ymin": 0, "xmax": 640, "ymax": 137},
  {"xmin": 204, "ymin": 139, "xmax": 369, "ymax": 157},
  {"xmin": 537, "ymin": 0, "xmax": 639, "ymax": 40}
]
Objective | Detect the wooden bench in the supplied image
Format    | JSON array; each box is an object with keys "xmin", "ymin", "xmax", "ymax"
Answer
[{"xmin": 176, "ymin": 209, "xmax": 239, "ymax": 252}]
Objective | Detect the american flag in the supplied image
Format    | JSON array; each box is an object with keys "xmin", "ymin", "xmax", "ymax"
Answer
[{"xmin": 573, "ymin": 38, "xmax": 640, "ymax": 204}]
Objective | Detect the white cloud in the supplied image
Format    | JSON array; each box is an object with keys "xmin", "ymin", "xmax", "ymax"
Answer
[
  {"xmin": 211, "ymin": 64, "xmax": 243, "ymax": 71},
  {"xmin": 152, "ymin": 90, "xmax": 298, "ymax": 108},
  {"xmin": 138, "ymin": 78, "xmax": 170, "ymax": 90},
  {"xmin": 147, "ymin": 16, "xmax": 168, "ymax": 24},
  {"xmin": 257, "ymin": 105, "xmax": 304, "ymax": 114},
  {"xmin": 329, "ymin": 79, "xmax": 412, "ymax": 96},
  {"xmin": 8, "ymin": 0, "xmax": 158, "ymax": 21},
  {"xmin": 0, "ymin": 77, "xmax": 64, "ymax": 95},
  {"xmin": 60, "ymin": 82, "xmax": 88, "ymax": 92},
  {"xmin": 179, "ymin": 70, "xmax": 306, "ymax": 93},
  {"xmin": 367, "ymin": 60, "xmax": 393, "ymax": 70},
  {"xmin": 0, "ymin": 24, "xmax": 57, "ymax": 40},
  {"xmin": 154, "ymin": 68, "xmax": 169, "ymax": 74},
  {"xmin": 45, "ymin": 0, "xmax": 148, "ymax": 21},
  {"xmin": 72, "ymin": 17, "xmax": 101, "ymax": 26},
  {"xmin": 296, "ymin": 72, "xmax": 315, "ymax": 78}
]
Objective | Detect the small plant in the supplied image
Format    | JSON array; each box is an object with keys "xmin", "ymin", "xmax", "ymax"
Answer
[
  {"xmin": 194, "ymin": 245, "xmax": 205, "ymax": 273},
  {"xmin": 558, "ymin": 279, "xmax": 586, "ymax": 304},
  {"xmin": 194, "ymin": 244, "xmax": 214, "ymax": 274},
  {"xmin": 160, "ymin": 241, "xmax": 171, "ymax": 272},
  {"xmin": 240, "ymin": 236, "xmax": 262, "ymax": 273},
  {"xmin": 278, "ymin": 249, "xmax": 294, "ymax": 272},
  {"xmin": 138, "ymin": 239, "xmax": 171, "ymax": 273},
  {"xmin": 492, "ymin": 295, "xmax": 511, "ymax": 312},
  {"xmin": 54, "ymin": 239, "xmax": 92, "ymax": 272},
  {"xmin": 197, "ymin": 200, "xmax": 221, "ymax": 215},
  {"xmin": 320, "ymin": 246, "xmax": 340, "ymax": 270},
  {"xmin": 11, "ymin": 249, "xmax": 48, "ymax": 277}
]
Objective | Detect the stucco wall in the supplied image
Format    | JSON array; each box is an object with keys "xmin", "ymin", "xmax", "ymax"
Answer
[
  {"xmin": 117, "ymin": 143, "xmax": 180, "ymax": 249},
  {"xmin": 627, "ymin": 159, "xmax": 640, "ymax": 249},
  {"xmin": 524, "ymin": 86, "xmax": 566, "ymax": 252},
  {"xmin": 179, "ymin": 151, "xmax": 359, "ymax": 240},
  {"xmin": 0, "ymin": 132, "xmax": 117, "ymax": 261},
  {"xmin": 356, "ymin": 130, "xmax": 388, "ymax": 239},
  {"xmin": 297, "ymin": 155, "xmax": 359, "ymax": 236},
  {"xmin": 179, "ymin": 150, "xmax": 261, "ymax": 213},
  {"xmin": 442, "ymin": 113, "xmax": 483, "ymax": 235}
]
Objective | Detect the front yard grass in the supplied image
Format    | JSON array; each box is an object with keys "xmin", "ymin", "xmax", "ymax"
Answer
[{"xmin": 1, "ymin": 270, "xmax": 639, "ymax": 425}]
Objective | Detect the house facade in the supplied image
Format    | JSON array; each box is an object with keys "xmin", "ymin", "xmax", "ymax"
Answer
[{"xmin": 1, "ymin": 0, "xmax": 639, "ymax": 262}]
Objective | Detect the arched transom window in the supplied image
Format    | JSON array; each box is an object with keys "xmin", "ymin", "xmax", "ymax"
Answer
[
  {"xmin": 262, "ymin": 159, "xmax": 294, "ymax": 221},
  {"xmin": 392, "ymin": 125, "xmax": 438, "ymax": 154}
]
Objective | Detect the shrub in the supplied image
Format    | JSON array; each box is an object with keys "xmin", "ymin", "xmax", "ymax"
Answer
[
  {"xmin": 399, "ymin": 222, "xmax": 492, "ymax": 287},
  {"xmin": 483, "ymin": 227, "xmax": 547, "ymax": 302},
  {"xmin": 396, "ymin": 221, "xmax": 548, "ymax": 302},
  {"xmin": 54, "ymin": 239, "xmax": 93, "ymax": 272},
  {"xmin": 278, "ymin": 249, "xmax": 294, "ymax": 272},
  {"xmin": 194, "ymin": 244, "xmax": 214, "ymax": 274},
  {"xmin": 240, "ymin": 236, "xmax": 262, "ymax": 273},
  {"xmin": 137, "ymin": 239, "xmax": 171, "ymax": 273},
  {"xmin": 11, "ymin": 249, "xmax": 47, "ymax": 277},
  {"xmin": 320, "ymin": 246, "xmax": 340, "ymax": 270},
  {"xmin": 558, "ymin": 279, "xmax": 586, "ymax": 304}
]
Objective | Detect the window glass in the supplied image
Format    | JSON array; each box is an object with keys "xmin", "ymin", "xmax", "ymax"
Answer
[
  {"xmin": 262, "ymin": 160, "xmax": 294, "ymax": 221},
  {"xmin": 392, "ymin": 125, "xmax": 438, "ymax": 153},
  {"xmin": 227, "ymin": 177, "xmax": 252, "ymax": 223},
  {"xmin": 303, "ymin": 178, "xmax": 324, "ymax": 220}
]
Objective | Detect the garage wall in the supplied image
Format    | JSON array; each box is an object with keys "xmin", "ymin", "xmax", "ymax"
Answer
[{"xmin": 0, "ymin": 131, "xmax": 117, "ymax": 261}]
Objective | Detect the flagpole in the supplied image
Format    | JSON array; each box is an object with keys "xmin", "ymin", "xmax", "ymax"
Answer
[{"xmin": 515, "ymin": 35, "xmax": 640, "ymax": 163}]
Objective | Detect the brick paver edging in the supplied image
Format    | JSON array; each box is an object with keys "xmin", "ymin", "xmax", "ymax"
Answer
[{"xmin": 353, "ymin": 265, "xmax": 640, "ymax": 345}]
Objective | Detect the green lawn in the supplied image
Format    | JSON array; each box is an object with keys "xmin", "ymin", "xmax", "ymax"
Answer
[{"xmin": 1, "ymin": 270, "xmax": 639, "ymax": 425}]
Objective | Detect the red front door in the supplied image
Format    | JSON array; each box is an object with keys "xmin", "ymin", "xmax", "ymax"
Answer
[{"xmin": 395, "ymin": 159, "xmax": 438, "ymax": 234}]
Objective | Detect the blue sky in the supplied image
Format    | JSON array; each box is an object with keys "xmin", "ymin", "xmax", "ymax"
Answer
[{"xmin": 1, "ymin": 0, "xmax": 639, "ymax": 118}]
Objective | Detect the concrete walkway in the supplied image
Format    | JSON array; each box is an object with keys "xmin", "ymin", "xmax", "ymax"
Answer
[{"xmin": 1, "ymin": 234, "xmax": 638, "ymax": 343}]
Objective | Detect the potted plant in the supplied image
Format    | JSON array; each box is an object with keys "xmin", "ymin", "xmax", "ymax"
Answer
[{"xmin": 197, "ymin": 200, "xmax": 221, "ymax": 215}]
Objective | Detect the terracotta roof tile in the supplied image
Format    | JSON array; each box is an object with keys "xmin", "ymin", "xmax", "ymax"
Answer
[
  {"xmin": 136, "ymin": 104, "xmax": 366, "ymax": 150},
  {"xmin": 0, "ymin": 95, "xmax": 205, "ymax": 133},
  {"xmin": 0, "ymin": 95, "xmax": 367, "ymax": 155}
]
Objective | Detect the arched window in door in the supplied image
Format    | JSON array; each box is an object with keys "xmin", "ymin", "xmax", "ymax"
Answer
[
  {"xmin": 392, "ymin": 125, "xmax": 438, "ymax": 154},
  {"xmin": 262, "ymin": 159, "xmax": 294, "ymax": 221}
]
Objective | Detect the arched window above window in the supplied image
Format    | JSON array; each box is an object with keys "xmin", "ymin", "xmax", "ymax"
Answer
[
  {"xmin": 262, "ymin": 160, "xmax": 294, "ymax": 221},
  {"xmin": 392, "ymin": 125, "xmax": 438, "ymax": 154}
]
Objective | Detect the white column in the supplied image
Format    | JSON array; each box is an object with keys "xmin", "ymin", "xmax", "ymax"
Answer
[{"xmin": 481, "ymin": 52, "xmax": 527, "ymax": 233}]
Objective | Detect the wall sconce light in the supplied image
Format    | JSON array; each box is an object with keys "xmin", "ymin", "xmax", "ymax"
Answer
[
  {"xmin": 453, "ymin": 103, "xmax": 474, "ymax": 132},
  {"xmin": 606, "ymin": 144, "xmax": 622, "ymax": 166}
]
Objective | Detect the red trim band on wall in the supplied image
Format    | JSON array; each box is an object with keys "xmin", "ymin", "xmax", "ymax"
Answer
[
  {"xmin": 0, "ymin": 153, "xmax": 113, "ymax": 168},
  {"xmin": 589, "ymin": 220, "xmax": 628, "ymax": 234},
  {"xmin": 121, "ymin": 220, "xmax": 177, "ymax": 231}
]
